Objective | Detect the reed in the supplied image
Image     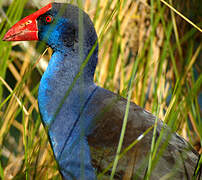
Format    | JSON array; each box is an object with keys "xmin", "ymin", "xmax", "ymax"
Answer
[{"xmin": 0, "ymin": 0, "xmax": 201, "ymax": 179}]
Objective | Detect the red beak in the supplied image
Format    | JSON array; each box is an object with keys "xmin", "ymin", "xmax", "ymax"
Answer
[{"xmin": 3, "ymin": 3, "xmax": 52, "ymax": 41}]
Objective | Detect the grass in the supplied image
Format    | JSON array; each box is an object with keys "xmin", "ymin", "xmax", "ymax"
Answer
[{"xmin": 0, "ymin": 0, "xmax": 201, "ymax": 179}]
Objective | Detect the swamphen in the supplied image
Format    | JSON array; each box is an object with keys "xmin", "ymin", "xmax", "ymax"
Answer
[{"xmin": 3, "ymin": 3, "xmax": 200, "ymax": 180}]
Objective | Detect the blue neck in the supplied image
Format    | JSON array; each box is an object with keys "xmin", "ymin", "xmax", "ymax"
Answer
[
  {"xmin": 38, "ymin": 48, "xmax": 98, "ymax": 179},
  {"xmin": 38, "ymin": 49, "xmax": 95, "ymax": 123}
]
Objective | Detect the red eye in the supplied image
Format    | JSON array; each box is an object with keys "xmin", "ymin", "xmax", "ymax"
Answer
[{"xmin": 45, "ymin": 15, "xmax": 53, "ymax": 23}]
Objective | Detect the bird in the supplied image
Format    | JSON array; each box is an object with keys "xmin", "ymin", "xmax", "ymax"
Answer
[{"xmin": 3, "ymin": 3, "xmax": 201, "ymax": 180}]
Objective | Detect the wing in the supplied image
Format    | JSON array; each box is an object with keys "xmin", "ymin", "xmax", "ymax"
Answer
[{"xmin": 87, "ymin": 87, "xmax": 199, "ymax": 179}]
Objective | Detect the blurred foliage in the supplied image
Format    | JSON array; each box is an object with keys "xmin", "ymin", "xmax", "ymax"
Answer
[{"xmin": 0, "ymin": 0, "xmax": 201, "ymax": 179}]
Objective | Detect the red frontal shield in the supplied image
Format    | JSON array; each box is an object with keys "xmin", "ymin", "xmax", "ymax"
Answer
[{"xmin": 3, "ymin": 3, "xmax": 52, "ymax": 41}]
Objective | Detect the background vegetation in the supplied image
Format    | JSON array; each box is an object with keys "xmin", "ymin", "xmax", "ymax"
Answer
[{"xmin": 0, "ymin": 0, "xmax": 201, "ymax": 179}]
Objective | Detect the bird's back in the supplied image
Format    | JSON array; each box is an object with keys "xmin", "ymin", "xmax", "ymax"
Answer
[{"xmin": 86, "ymin": 87, "xmax": 198, "ymax": 179}]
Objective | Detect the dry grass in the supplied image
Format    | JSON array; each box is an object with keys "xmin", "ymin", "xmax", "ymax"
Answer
[{"xmin": 0, "ymin": 0, "xmax": 201, "ymax": 179}]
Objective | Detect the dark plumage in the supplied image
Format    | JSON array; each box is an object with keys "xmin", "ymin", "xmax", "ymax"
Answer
[{"xmin": 3, "ymin": 3, "xmax": 200, "ymax": 180}]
